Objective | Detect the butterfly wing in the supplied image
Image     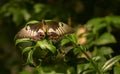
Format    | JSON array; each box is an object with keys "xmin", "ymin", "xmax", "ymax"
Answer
[
  {"xmin": 16, "ymin": 20, "xmax": 74, "ymax": 42},
  {"xmin": 46, "ymin": 21, "xmax": 74, "ymax": 41},
  {"xmin": 16, "ymin": 23, "xmax": 45, "ymax": 41}
]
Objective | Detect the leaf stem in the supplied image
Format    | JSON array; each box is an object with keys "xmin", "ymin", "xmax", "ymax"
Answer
[{"xmin": 76, "ymin": 45, "xmax": 102, "ymax": 74}]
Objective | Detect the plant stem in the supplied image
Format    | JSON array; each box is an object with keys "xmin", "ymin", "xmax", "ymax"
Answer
[{"xmin": 76, "ymin": 45, "xmax": 102, "ymax": 74}]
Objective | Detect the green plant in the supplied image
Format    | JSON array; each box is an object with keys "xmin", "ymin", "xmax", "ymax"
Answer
[
  {"xmin": 81, "ymin": 16, "xmax": 120, "ymax": 74},
  {"xmin": 15, "ymin": 16, "xmax": 120, "ymax": 74}
]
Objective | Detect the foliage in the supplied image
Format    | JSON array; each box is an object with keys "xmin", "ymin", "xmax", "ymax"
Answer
[
  {"xmin": 15, "ymin": 16, "xmax": 120, "ymax": 74},
  {"xmin": 81, "ymin": 16, "xmax": 120, "ymax": 74}
]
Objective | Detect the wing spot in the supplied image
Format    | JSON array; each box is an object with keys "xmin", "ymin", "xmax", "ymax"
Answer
[{"xmin": 59, "ymin": 22, "xmax": 64, "ymax": 27}]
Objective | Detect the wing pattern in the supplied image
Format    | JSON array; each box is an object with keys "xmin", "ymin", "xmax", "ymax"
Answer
[{"xmin": 16, "ymin": 20, "xmax": 74, "ymax": 41}]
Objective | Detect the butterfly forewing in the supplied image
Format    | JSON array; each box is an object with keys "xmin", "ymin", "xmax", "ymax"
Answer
[
  {"xmin": 47, "ymin": 21, "xmax": 74, "ymax": 41},
  {"xmin": 16, "ymin": 23, "xmax": 45, "ymax": 41}
]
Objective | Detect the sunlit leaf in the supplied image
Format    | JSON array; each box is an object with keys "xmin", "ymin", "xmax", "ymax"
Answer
[
  {"xmin": 45, "ymin": 43, "xmax": 56, "ymax": 54},
  {"xmin": 65, "ymin": 34, "xmax": 77, "ymax": 44},
  {"xmin": 26, "ymin": 50, "xmax": 35, "ymax": 66},
  {"xmin": 15, "ymin": 38, "xmax": 33, "ymax": 45},
  {"xmin": 26, "ymin": 20, "xmax": 39, "ymax": 26},
  {"xmin": 36, "ymin": 41, "xmax": 46, "ymax": 49},
  {"xmin": 60, "ymin": 38, "xmax": 70, "ymax": 46},
  {"xmin": 71, "ymin": 34, "xmax": 77, "ymax": 43},
  {"xmin": 95, "ymin": 33, "xmax": 116, "ymax": 45},
  {"xmin": 102, "ymin": 55, "xmax": 120, "ymax": 72},
  {"xmin": 36, "ymin": 40, "xmax": 56, "ymax": 53}
]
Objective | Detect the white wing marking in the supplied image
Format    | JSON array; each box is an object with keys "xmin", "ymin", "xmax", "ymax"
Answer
[
  {"xmin": 48, "ymin": 28, "xmax": 55, "ymax": 32},
  {"xmin": 38, "ymin": 29, "xmax": 44, "ymax": 33}
]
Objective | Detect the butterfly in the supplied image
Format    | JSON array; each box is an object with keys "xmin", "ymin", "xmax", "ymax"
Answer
[{"xmin": 16, "ymin": 20, "xmax": 74, "ymax": 42}]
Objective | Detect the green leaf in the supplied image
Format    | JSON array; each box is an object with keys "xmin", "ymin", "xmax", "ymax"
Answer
[
  {"xmin": 22, "ymin": 46, "xmax": 33, "ymax": 55},
  {"xmin": 77, "ymin": 63, "xmax": 94, "ymax": 74},
  {"xmin": 65, "ymin": 34, "xmax": 77, "ymax": 44},
  {"xmin": 19, "ymin": 70, "xmax": 31, "ymax": 74},
  {"xmin": 26, "ymin": 50, "xmax": 35, "ymax": 66},
  {"xmin": 34, "ymin": 3, "xmax": 45, "ymax": 13},
  {"xmin": 44, "ymin": 20, "xmax": 53, "ymax": 22},
  {"xmin": 114, "ymin": 66, "xmax": 120, "ymax": 74},
  {"xmin": 87, "ymin": 17, "xmax": 108, "ymax": 34},
  {"xmin": 26, "ymin": 20, "xmax": 39, "ymax": 26},
  {"xmin": 71, "ymin": 34, "xmax": 77, "ymax": 43},
  {"xmin": 101, "ymin": 55, "xmax": 120, "ymax": 72},
  {"xmin": 105, "ymin": 16, "xmax": 113, "ymax": 24},
  {"xmin": 113, "ymin": 23, "xmax": 120, "ymax": 29},
  {"xmin": 45, "ymin": 43, "xmax": 56, "ymax": 54},
  {"xmin": 36, "ymin": 40, "xmax": 56, "ymax": 53},
  {"xmin": 35, "ymin": 67, "xmax": 44, "ymax": 74},
  {"xmin": 87, "ymin": 17, "xmax": 104, "ymax": 26},
  {"xmin": 82, "ymin": 70, "xmax": 95, "ymax": 74},
  {"xmin": 15, "ymin": 38, "xmax": 33, "ymax": 45},
  {"xmin": 98, "ymin": 47, "xmax": 114, "ymax": 55},
  {"xmin": 21, "ymin": 9, "xmax": 31, "ymax": 21},
  {"xmin": 95, "ymin": 33, "xmax": 116, "ymax": 45},
  {"xmin": 60, "ymin": 38, "xmax": 70, "ymax": 46},
  {"xmin": 36, "ymin": 41, "xmax": 46, "ymax": 49},
  {"xmin": 105, "ymin": 16, "xmax": 120, "ymax": 29},
  {"xmin": 12, "ymin": 9, "xmax": 24, "ymax": 25},
  {"xmin": 73, "ymin": 48, "xmax": 81, "ymax": 55},
  {"xmin": 92, "ymin": 23, "xmax": 107, "ymax": 34},
  {"xmin": 79, "ymin": 45, "xmax": 87, "ymax": 52}
]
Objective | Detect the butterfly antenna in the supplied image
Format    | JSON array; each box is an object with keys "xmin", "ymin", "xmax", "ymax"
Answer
[
  {"xmin": 42, "ymin": 20, "xmax": 47, "ymax": 32},
  {"xmin": 42, "ymin": 20, "xmax": 46, "ymax": 25}
]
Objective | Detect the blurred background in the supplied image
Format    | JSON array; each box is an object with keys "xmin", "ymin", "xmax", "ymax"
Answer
[{"xmin": 0, "ymin": 0, "xmax": 120, "ymax": 74}]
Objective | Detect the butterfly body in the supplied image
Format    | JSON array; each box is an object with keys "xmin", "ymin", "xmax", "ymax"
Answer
[{"xmin": 16, "ymin": 20, "xmax": 74, "ymax": 42}]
